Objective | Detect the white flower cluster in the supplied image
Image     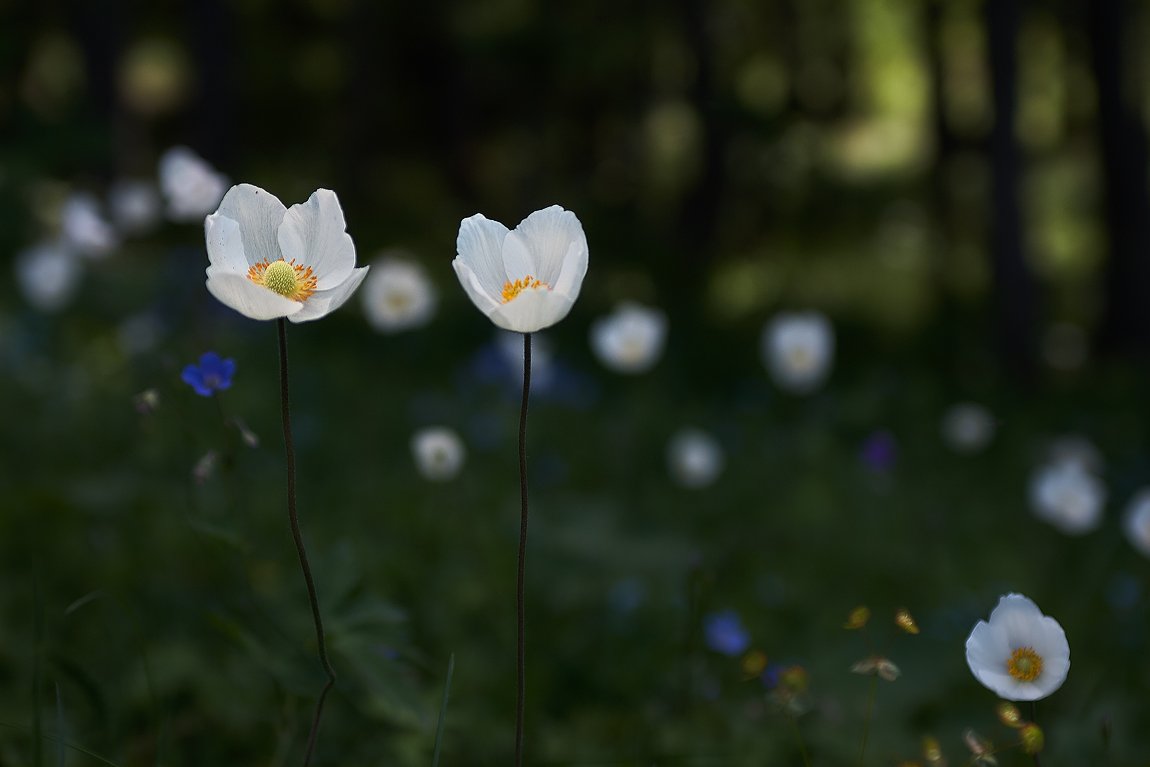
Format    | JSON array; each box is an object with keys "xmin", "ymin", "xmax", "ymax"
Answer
[{"xmin": 16, "ymin": 146, "xmax": 226, "ymax": 314}]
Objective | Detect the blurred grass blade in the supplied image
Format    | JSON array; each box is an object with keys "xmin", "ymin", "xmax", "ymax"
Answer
[
  {"xmin": 0, "ymin": 721, "xmax": 122, "ymax": 767},
  {"xmin": 431, "ymin": 653, "xmax": 455, "ymax": 767},
  {"xmin": 54, "ymin": 683, "xmax": 64, "ymax": 767}
]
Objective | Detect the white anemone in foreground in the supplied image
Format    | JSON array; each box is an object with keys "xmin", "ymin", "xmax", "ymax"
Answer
[
  {"xmin": 453, "ymin": 205, "xmax": 588, "ymax": 333},
  {"xmin": 965, "ymin": 593, "xmax": 1069, "ymax": 701},
  {"xmin": 590, "ymin": 302, "xmax": 668, "ymax": 374},
  {"xmin": 762, "ymin": 311, "xmax": 834, "ymax": 394},
  {"xmin": 204, "ymin": 184, "xmax": 368, "ymax": 322}
]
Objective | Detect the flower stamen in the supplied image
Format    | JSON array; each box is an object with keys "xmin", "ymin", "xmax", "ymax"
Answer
[
  {"xmin": 248, "ymin": 258, "xmax": 317, "ymax": 302},
  {"xmin": 1007, "ymin": 646, "xmax": 1044, "ymax": 682},
  {"xmin": 501, "ymin": 275, "xmax": 550, "ymax": 303}
]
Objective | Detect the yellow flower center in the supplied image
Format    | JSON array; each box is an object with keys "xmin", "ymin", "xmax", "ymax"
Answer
[
  {"xmin": 501, "ymin": 274, "xmax": 550, "ymax": 303},
  {"xmin": 248, "ymin": 259, "xmax": 317, "ymax": 302},
  {"xmin": 1007, "ymin": 647, "xmax": 1044, "ymax": 682}
]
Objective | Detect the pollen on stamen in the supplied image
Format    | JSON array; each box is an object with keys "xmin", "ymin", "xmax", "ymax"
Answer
[
  {"xmin": 1006, "ymin": 646, "xmax": 1044, "ymax": 682},
  {"xmin": 247, "ymin": 258, "xmax": 318, "ymax": 302},
  {"xmin": 501, "ymin": 274, "xmax": 550, "ymax": 303}
]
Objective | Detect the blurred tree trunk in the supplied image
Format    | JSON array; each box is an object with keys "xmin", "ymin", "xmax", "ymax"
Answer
[
  {"xmin": 1088, "ymin": 0, "xmax": 1150, "ymax": 356},
  {"xmin": 925, "ymin": 1, "xmax": 964, "ymax": 368},
  {"xmin": 984, "ymin": 0, "xmax": 1037, "ymax": 381},
  {"xmin": 186, "ymin": 0, "xmax": 236, "ymax": 169},
  {"xmin": 67, "ymin": 0, "xmax": 124, "ymax": 180},
  {"xmin": 675, "ymin": 0, "xmax": 724, "ymax": 316}
]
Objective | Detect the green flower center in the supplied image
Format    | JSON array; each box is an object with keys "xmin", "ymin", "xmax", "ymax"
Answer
[{"xmin": 263, "ymin": 260, "xmax": 299, "ymax": 296}]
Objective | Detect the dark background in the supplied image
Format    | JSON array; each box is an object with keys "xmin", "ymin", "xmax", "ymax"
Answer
[{"xmin": 1, "ymin": 1, "xmax": 1149, "ymax": 765}]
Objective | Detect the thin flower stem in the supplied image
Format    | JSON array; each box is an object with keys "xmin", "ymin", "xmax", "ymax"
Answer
[
  {"xmin": 277, "ymin": 318, "xmax": 337, "ymax": 767},
  {"xmin": 514, "ymin": 332, "xmax": 532, "ymax": 767},
  {"xmin": 857, "ymin": 674, "xmax": 878, "ymax": 767}
]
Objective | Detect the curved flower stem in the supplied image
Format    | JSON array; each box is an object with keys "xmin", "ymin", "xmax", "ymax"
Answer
[
  {"xmin": 277, "ymin": 318, "xmax": 337, "ymax": 767},
  {"xmin": 514, "ymin": 332, "xmax": 532, "ymax": 767}
]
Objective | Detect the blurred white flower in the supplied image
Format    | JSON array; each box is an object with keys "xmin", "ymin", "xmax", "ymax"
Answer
[
  {"xmin": 667, "ymin": 428, "xmax": 723, "ymax": 489},
  {"xmin": 762, "ymin": 311, "xmax": 834, "ymax": 394},
  {"xmin": 590, "ymin": 302, "xmax": 668, "ymax": 374},
  {"xmin": 109, "ymin": 179, "xmax": 161, "ymax": 235},
  {"xmin": 965, "ymin": 593, "xmax": 1069, "ymax": 701},
  {"xmin": 60, "ymin": 193, "xmax": 117, "ymax": 258},
  {"xmin": 159, "ymin": 146, "xmax": 228, "ymax": 222},
  {"xmin": 411, "ymin": 427, "xmax": 466, "ymax": 481},
  {"xmin": 361, "ymin": 254, "xmax": 437, "ymax": 333},
  {"xmin": 1029, "ymin": 461, "xmax": 1106, "ymax": 535},
  {"xmin": 1122, "ymin": 489, "xmax": 1150, "ymax": 558},
  {"xmin": 940, "ymin": 402, "xmax": 995, "ymax": 454},
  {"xmin": 204, "ymin": 183, "xmax": 368, "ymax": 322},
  {"xmin": 16, "ymin": 241, "xmax": 83, "ymax": 312},
  {"xmin": 453, "ymin": 205, "xmax": 588, "ymax": 333}
]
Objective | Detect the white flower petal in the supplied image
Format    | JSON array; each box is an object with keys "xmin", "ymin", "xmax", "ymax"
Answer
[
  {"xmin": 552, "ymin": 236, "xmax": 589, "ymax": 300},
  {"xmin": 207, "ymin": 273, "xmax": 304, "ymax": 320},
  {"xmin": 965, "ymin": 620, "xmax": 1009, "ymax": 679},
  {"xmin": 453, "ymin": 260, "xmax": 502, "ymax": 318},
  {"xmin": 511, "ymin": 205, "xmax": 586, "ymax": 286},
  {"xmin": 501, "ymin": 231, "xmax": 537, "ymax": 284},
  {"xmin": 213, "ymin": 184, "xmax": 287, "ymax": 267},
  {"xmin": 205, "ymin": 213, "xmax": 251, "ymax": 276},
  {"xmin": 288, "ymin": 265, "xmax": 369, "ymax": 323},
  {"xmin": 456, "ymin": 214, "xmax": 511, "ymax": 296},
  {"xmin": 490, "ymin": 287, "xmax": 572, "ymax": 333},
  {"xmin": 277, "ymin": 189, "xmax": 356, "ymax": 289}
]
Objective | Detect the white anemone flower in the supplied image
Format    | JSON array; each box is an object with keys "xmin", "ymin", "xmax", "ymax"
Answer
[
  {"xmin": 1029, "ymin": 461, "xmax": 1106, "ymax": 535},
  {"xmin": 940, "ymin": 402, "xmax": 996, "ymax": 454},
  {"xmin": 361, "ymin": 254, "xmax": 438, "ymax": 333},
  {"xmin": 762, "ymin": 311, "xmax": 834, "ymax": 394},
  {"xmin": 204, "ymin": 184, "xmax": 369, "ymax": 322},
  {"xmin": 60, "ymin": 193, "xmax": 118, "ymax": 258},
  {"xmin": 1122, "ymin": 489, "xmax": 1150, "ymax": 558},
  {"xmin": 965, "ymin": 593, "xmax": 1069, "ymax": 701},
  {"xmin": 667, "ymin": 428, "xmax": 724, "ymax": 489},
  {"xmin": 590, "ymin": 302, "xmax": 668, "ymax": 374},
  {"xmin": 159, "ymin": 146, "xmax": 228, "ymax": 222},
  {"xmin": 453, "ymin": 205, "xmax": 588, "ymax": 333},
  {"xmin": 15, "ymin": 241, "xmax": 83, "ymax": 312},
  {"xmin": 411, "ymin": 427, "xmax": 466, "ymax": 481}
]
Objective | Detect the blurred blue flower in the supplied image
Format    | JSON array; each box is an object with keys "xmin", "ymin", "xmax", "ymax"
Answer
[
  {"xmin": 703, "ymin": 609, "xmax": 750, "ymax": 656},
  {"xmin": 181, "ymin": 352, "xmax": 236, "ymax": 397},
  {"xmin": 859, "ymin": 430, "xmax": 898, "ymax": 473}
]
